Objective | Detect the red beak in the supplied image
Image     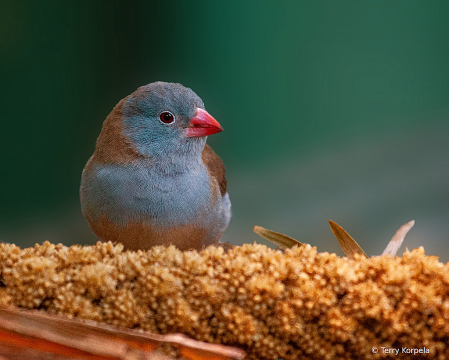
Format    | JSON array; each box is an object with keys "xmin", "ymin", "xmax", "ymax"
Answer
[{"xmin": 186, "ymin": 108, "xmax": 223, "ymax": 137}]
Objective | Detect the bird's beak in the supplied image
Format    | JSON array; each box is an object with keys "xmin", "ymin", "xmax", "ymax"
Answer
[{"xmin": 186, "ymin": 108, "xmax": 223, "ymax": 137}]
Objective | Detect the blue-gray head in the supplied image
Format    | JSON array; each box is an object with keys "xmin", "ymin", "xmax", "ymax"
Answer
[
  {"xmin": 94, "ymin": 82, "xmax": 223, "ymax": 169},
  {"xmin": 121, "ymin": 82, "xmax": 222, "ymax": 160}
]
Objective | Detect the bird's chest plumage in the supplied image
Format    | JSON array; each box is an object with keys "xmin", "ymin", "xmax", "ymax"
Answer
[{"xmin": 81, "ymin": 161, "xmax": 215, "ymax": 229}]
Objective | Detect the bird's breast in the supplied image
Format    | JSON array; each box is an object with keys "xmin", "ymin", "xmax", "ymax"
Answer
[{"xmin": 80, "ymin": 160, "xmax": 216, "ymax": 229}]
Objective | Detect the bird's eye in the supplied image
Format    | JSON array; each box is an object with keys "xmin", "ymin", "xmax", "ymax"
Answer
[{"xmin": 159, "ymin": 111, "xmax": 175, "ymax": 124}]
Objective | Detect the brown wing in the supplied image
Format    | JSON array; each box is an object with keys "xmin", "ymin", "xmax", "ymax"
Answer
[{"xmin": 201, "ymin": 144, "xmax": 227, "ymax": 197}]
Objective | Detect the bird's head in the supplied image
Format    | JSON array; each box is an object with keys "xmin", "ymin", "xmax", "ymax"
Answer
[
  {"xmin": 116, "ymin": 82, "xmax": 222, "ymax": 162},
  {"xmin": 94, "ymin": 82, "xmax": 223, "ymax": 167}
]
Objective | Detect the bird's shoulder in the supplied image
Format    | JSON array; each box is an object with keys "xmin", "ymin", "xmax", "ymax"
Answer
[{"xmin": 201, "ymin": 144, "xmax": 227, "ymax": 197}]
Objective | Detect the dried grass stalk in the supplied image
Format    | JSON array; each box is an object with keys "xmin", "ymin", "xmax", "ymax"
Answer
[{"xmin": 1, "ymin": 240, "xmax": 448, "ymax": 359}]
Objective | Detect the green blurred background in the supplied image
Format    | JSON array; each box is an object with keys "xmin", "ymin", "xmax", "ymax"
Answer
[{"xmin": 1, "ymin": 1, "xmax": 448, "ymax": 261}]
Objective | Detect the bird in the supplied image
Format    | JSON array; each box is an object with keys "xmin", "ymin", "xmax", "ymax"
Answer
[{"xmin": 80, "ymin": 82, "xmax": 230, "ymax": 251}]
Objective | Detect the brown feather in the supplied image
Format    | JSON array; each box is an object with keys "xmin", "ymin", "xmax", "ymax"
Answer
[
  {"xmin": 87, "ymin": 216, "xmax": 213, "ymax": 252},
  {"xmin": 93, "ymin": 99, "xmax": 143, "ymax": 165},
  {"xmin": 201, "ymin": 144, "xmax": 227, "ymax": 197}
]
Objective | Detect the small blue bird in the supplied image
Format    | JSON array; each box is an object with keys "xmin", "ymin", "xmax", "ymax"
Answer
[{"xmin": 80, "ymin": 82, "xmax": 230, "ymax": 251}]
